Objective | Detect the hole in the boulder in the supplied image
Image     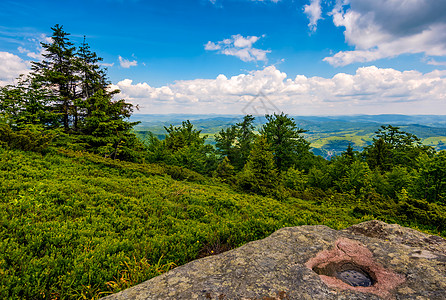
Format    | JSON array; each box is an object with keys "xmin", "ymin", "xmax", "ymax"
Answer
[
  {"xmin": 336, "ymin": 269, "xmax": 372, "ymax": 287},
  {"xmin": 312, "ymin": 261, "xmax": 375, "ymax": 287}
]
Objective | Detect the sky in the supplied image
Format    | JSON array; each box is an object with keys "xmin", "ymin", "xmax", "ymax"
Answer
[{"xmin": 2, "ymin": 0, "xmax": 446, "ymax": 115}]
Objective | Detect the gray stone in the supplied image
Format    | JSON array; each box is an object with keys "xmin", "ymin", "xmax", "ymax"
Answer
[{"xmin": 102, "ymin": 220, "xmax": 446, "ymax": 300}]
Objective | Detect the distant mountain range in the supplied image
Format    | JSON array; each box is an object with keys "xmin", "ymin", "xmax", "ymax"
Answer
[{"xmin": 131, "ymin": 114, "xmax": 446, "ymax": 158}]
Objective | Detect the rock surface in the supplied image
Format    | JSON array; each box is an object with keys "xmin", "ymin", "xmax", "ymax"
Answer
[{"xmin": 103, "ymin": 220, "xmax": 446, "ymax": 300}]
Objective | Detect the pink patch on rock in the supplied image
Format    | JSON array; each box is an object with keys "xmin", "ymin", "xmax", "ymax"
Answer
[{"xmin": 305, "ymin": 238, "xmax": 405, "ymax": 299}]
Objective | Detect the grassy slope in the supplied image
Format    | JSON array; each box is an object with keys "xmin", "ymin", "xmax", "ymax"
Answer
[
  {"xmin": 2, "ymin": 147, "xmax": 446, "ymax": 299},
  {"xmin": 0, "ymin": 148, "xmax": 374, "ymax": 299}
]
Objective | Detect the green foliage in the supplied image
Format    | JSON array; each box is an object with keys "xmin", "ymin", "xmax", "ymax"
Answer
[
  {"xmin": 261, "ymin": 113, "xmax": 311, "ymax": 171},
  {"xmin": 308, "ymin": 165, "xmax": 333, "ymax": 190},
  {"xmin": 365, "ymin": 137, "xmax": 393, "ymax": 171},
  {"xmin": 0, "ymin": 77, "xmax": 58, "ymax": 129},
  {"xmin": 0, "ymin": 148, "xmax": 384, "ymax": 299},
  {"xmin": 411, "ymin": 151, "xmax": 446, "ymax": 203},
  {"xmin": 0, "ymin": 123, "xmax": 55, "ymax": 153},
  {"xmin": 334, "ymin": 161, "xmax": 371, "ymax": 195},
  {"xmin": 215, "ymin": 115, "xmax": 257, "ymax": 170},
  {"xmin": 164, "ymin": 120, "xmax": 205, "ymax": 151},
  {"xmin": 364, "ymin": 125, "xmax": 433, "ymax": 171},
  {"xmin": 352, "ymin": 191, "xmax": 446, "ymax": 234},
  {"xmin": 31, "ymin": 24, "xmax": 77, "ymax": 131},
  {"xmin": 145, "ymin": 121, "xmax": 217, "ymax": 174},
  {"xmin": 75, "ymin": 90, "xmax": 143, "ymax": 161},
  {"xmin": 214, "ymin": 156, "xmax": 236, "ymax": 182},
  {"xmin": 385, "ymin": 165, "xmax": 413, "ymax": 198},
  {"xmin": 283, "ymin": 168, "xmax": 308, "ymax": 191},
  {"xmin": 236, "ymin": 136, "xmax": 278, "ymax": 195},
  {"xmin": 2, "ymin": 25, "xmax": 446, "ymax": 300},
  {"xmin": 0, "ymin": 25, "xmax": 144, "ymax": 162},
  {"xmin": 163, "ymin": 164, "xmax": 206, "ymax": 182},
  {"xmin": 235, "ymin": 115, "xmax": 257, "ymax": 168},
  {"xmin": 105, "ymin": 256, "xmax": 175, "ymax": 294}
]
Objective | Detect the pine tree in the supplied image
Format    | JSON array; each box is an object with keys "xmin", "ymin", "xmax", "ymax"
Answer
[
  {"xmin": 161, "ymin": 120, "xmax": 217, "ymax": 173},
  {"xmin": 1, "ymin": 24, "xmax": 143, "ymax": 160},
  {"xmin": 214, "ymin": 156, "xmax": 235, "ymax": 182},
  {"xmin": 364, "ymin": 125, "xmax": 433, "ymax": 170},
  {"xmin": 237, "ymin": 136, "xmax": 278, "ymax": 195},
  {"xmin": 31, "ymin": 24, "xmax": 78, "ymax": 131},
  {"xmin": 365, "ymin": 137, "xmax": 392, "ymax": 171},
  {"xmin": 75, "ymin": 36, "xmax": 110, "ymax": 130},
  {"xmin": 343, "ymin": 143, "xmax": 356, "ymax": 163},
  {"xmin": 215, "ymin": 125, "xmax": 238, "ymax": 163},
  {"xmin": 0, "ymin": 75, "xmax": 56, "ymax": 129},
  {"xmin": 260, "ymin": 113, "xmax": 310, "ymax": 172},
  {"xmin": 215, "ymin": 115, "xmax": 257, "ymax": 170},
  {"xmin": 236, "ymin": 114, "xmax": 256, "ymax": 168},
  {"xmin": 77, "ymin": 36, "xmax": 108, "ymax": 100}
]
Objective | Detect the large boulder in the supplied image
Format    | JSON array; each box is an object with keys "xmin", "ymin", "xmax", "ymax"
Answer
[{"xmin": 103, "ymin": 220, "xmax": 446, "ymax": 299}]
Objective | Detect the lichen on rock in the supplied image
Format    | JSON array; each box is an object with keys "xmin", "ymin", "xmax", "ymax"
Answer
[{"xmin": 102, "ymin": 220, "xmax": 446, "ymax": 300}]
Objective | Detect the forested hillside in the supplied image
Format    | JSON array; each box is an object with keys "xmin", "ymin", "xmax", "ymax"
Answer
[
  {"xmin": 1, "ymin": 25, "xmax": 446, "ymax": 299},
  {"xmin": 133, "ymin": 114, "xmax": 446, "ymax": 157}
]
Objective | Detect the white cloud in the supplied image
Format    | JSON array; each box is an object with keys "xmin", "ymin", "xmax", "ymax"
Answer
[
  {"xmin": 427, "ymin": 59, "xmax": 446, "ymax": 67},
  {"xmin": 100, "ymin": 62, "xmax": 115, "ymax": 67},
  {"xmin": 205, "ymin": 34, "xmax": 270, "ymax": 62},
  {"xmin": 15, "ymin": 33, "xmax": 50, "ymax": 62},
  {"xmin": 0, "ymin": 52, "xmax": 30, "ymax": 86},
  {"xmin": 303, "ymin": 0, "xmax": 322, "ymax": 32},
  {"xmin": 119, "ymin": 56, "xmax": 138, "ymax": 68},
  {"xmin": 18, "ymin": 46, "xmax": 42, "ymax": 60},
  {"xmin": 112, "ymin": 65, "xmax": 446, "ymax": 115},
  {"xmin": 204, "ymin": 41, "xmax": 221, "ymax": 51},
  {"xmin": 323, "ymin": 0, "xmax": 446, "ymax": 66}
]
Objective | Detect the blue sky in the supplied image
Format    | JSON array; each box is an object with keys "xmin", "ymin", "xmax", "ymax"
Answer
[{"xmin": 2, "ymin": 0, "xmax": 446, "ymax": 115}]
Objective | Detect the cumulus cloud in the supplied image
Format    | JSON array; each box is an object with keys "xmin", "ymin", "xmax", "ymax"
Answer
[
  {"xmin": 323, "ymin": 0, "xmax": 446, "ymax": 66},
  {"xmin": 112, "ymin": 65, "xmax": 446, "ymax": 115},
  {"xmin": 205, "ymin": 34, "xmax": 271, "ymax": 62},
  {"xmin": 0, "ymin": 52, "xmax": 30, "ymax": 86},
  {"xmin": 303, "ymin": 0, "xmax": 322, "ymax": 32},
  {"xmin": 119, "ymin": 56, "xmax": 138, "ymax": 68}
]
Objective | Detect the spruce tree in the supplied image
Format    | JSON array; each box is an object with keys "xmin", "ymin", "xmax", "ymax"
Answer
[
  {"xmin": 215, "ymin": 125, "xmax": 238, "ymax": 163},
  {"xmin": 261, "ymin": 113, "xmax": 310, "ymax": 172},
  {"xmin": 237, "ymin": 135, "xmax": 278, "ymax": 195},
  {"xmin": 235, "ymin": 114, "xmax": 256, "ymax": 169},
  {"xmin": 31, "ymin": 24, "xmax": 78, "ymax": 131},
  {"xmin": 1, "ymin": 24, "xmax": 143, "ymax": 160},
  {"xmin": 75, "ymin": 36, "xmax": 110, "ymax": 130},
  {"xmin": 215, "ymin": 115, "xmax": 257, "ymax": 170}
]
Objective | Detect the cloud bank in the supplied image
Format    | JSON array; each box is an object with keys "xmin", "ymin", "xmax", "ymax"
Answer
[
  {"xmin": 112, "ymin": 66, "xmax": 446, "ymax": 115},
  {"xmin": 314, "ymin": 0, "xmax": 446, "ymax": 66}
]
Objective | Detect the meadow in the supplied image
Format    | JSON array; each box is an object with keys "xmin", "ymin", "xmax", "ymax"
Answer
[{"xmin": 0, "ymin": 147, "xmax": 379, "ymax": 299}]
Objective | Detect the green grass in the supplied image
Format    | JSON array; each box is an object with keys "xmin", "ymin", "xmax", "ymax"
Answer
[
  {"xmin": 1, "ymin": 147, "xmax": 444, "ymax": 299},
  {"xmin": 0, "ymin": 148, "xmax": 373, "ymax": 299}
]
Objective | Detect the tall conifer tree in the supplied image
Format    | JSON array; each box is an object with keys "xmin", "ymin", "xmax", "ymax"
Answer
[{"xmin": 31, "ymin": 24, "xmax": 77, "ymax": 131}]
